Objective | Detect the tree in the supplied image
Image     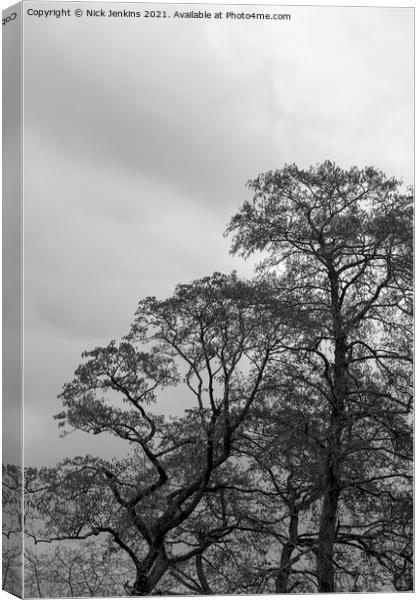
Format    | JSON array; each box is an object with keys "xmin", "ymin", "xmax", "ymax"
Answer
[
  {"xmin": 226, "ymin": 161, "xmax": 413, "ymax": 592},
  {"xmin": 29, "ymin": 272, "xmax": 292, "ymax": 595},
  {"xmin": 24, "ymin": 542, "xmax": 132, "ymax": 597},
  {"xmin": 3, "ymin": 464, "xmax": 23, "ymax": 597}
]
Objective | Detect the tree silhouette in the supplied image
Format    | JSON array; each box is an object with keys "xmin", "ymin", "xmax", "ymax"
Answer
[
  {"xmin": 12, "ymin": 162, "xmax": 412, "ymax": 596},
  {"xmin": 226, "ymin": 160, "xmax": 413, "ymax": 592},
  {"xmin": 29, "ymin": 272, "xmax": 293, "ymax": 595}
]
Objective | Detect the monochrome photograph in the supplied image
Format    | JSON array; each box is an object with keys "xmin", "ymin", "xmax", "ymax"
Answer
[{"xmin": 2, "ymin": 2, "xmax": 413, "ymax": 596}]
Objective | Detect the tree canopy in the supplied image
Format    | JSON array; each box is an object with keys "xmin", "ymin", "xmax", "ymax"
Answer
[{"xmin": 4, "ymin": 162, "xmax": 412, "ymax": 596}]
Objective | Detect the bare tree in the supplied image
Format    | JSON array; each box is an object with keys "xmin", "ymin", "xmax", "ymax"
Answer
[{"xmin": 3, "ymin": 464, "xmax": 23, "ymax": 597}]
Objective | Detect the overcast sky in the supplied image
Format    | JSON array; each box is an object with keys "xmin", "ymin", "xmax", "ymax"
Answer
[{"xmin": 19, "ymin": 3, "xmax": 413, "ymax": 466}]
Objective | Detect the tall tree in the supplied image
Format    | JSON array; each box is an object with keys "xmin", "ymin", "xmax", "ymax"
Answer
[{"xmin": 226, "ymin": 161, "xmax": 413, "ymax": 592}]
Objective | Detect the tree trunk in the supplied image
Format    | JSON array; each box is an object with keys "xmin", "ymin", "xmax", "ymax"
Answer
[
  {"xmin": 132, "ymin": 571, "xmax": 149, "ymax": 596},
  {"xmin": 317, "ymin": 455, "xmax": 340, "ymax": 592},
  {"xmin": 317, "ymin": 265, "xmax": 347, "ymax": 592},
  {"xmin": 276, "ymin": 508, "xmax": 299, "ymax": 593},
  {"xmin": 131, "ymin": 549, "xmax": 168, "ymax": 596}
]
